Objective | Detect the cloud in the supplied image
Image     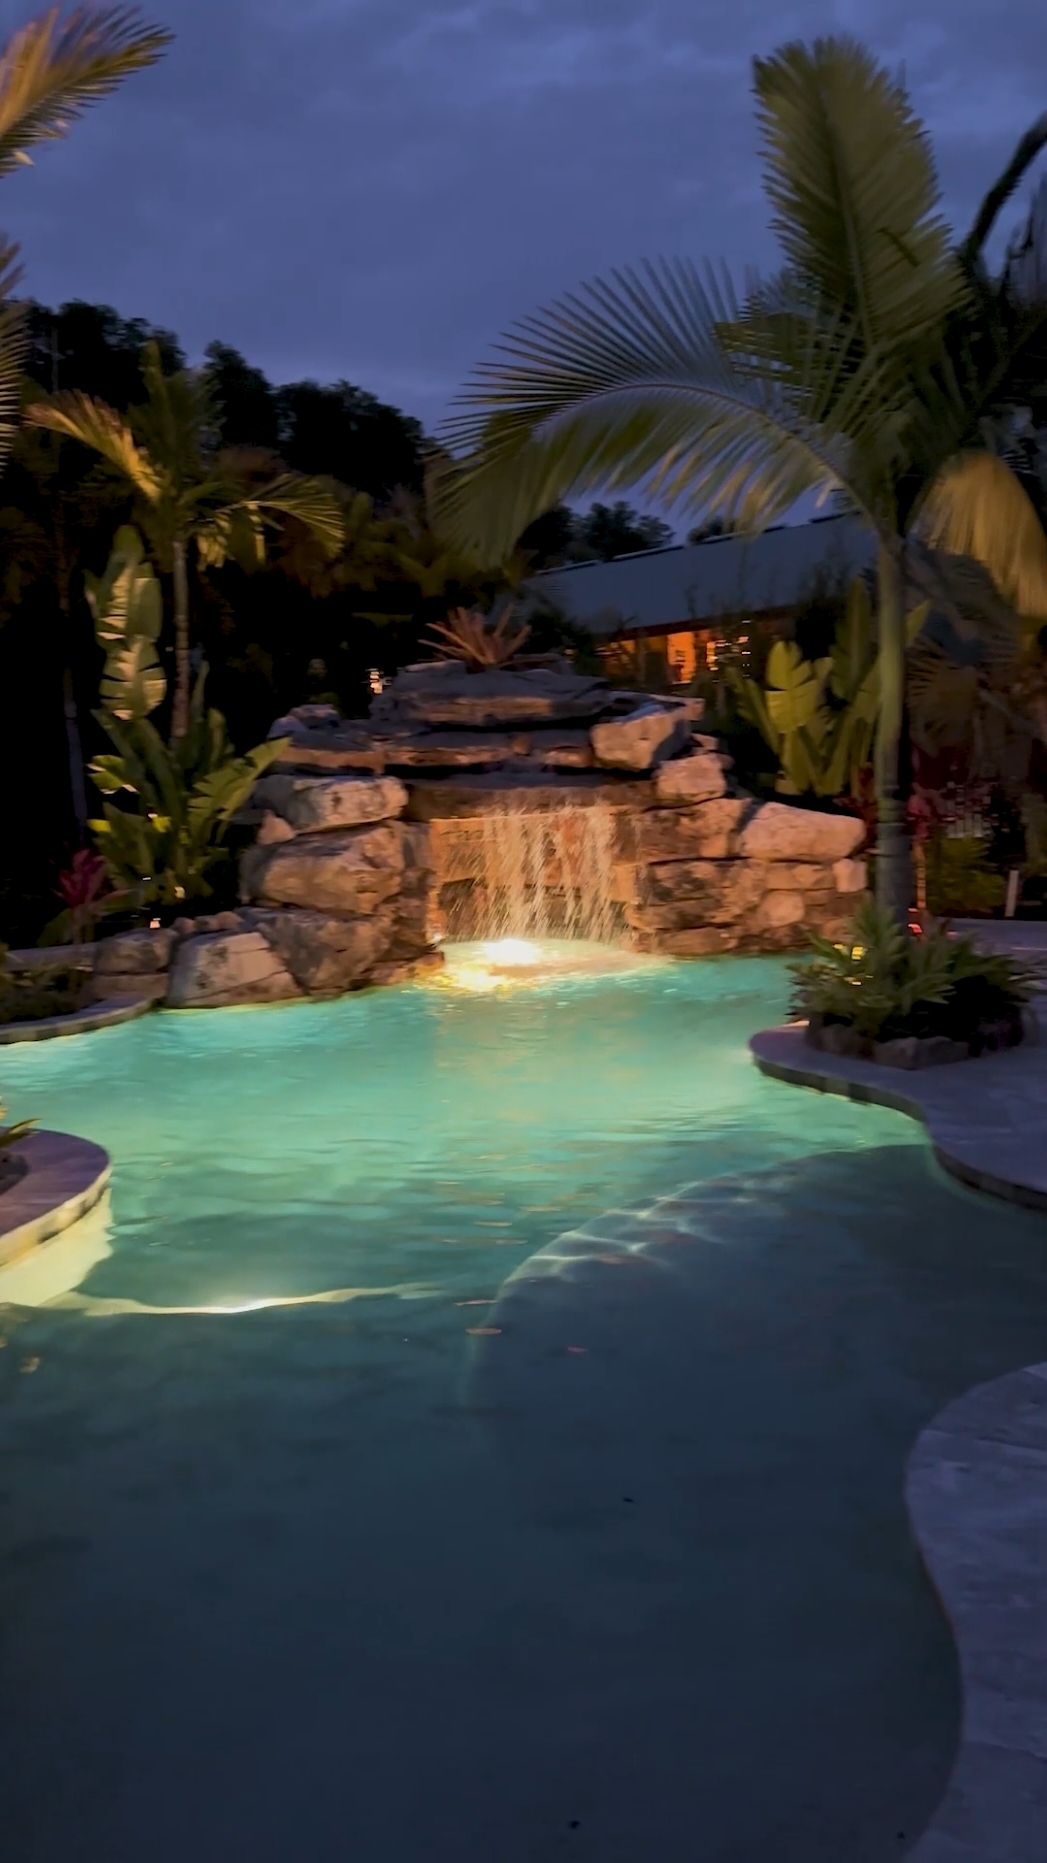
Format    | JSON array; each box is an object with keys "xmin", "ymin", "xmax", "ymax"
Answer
[{"xmin": 2, "ymin": 0, "xmax": 1043, "ymax": 429}]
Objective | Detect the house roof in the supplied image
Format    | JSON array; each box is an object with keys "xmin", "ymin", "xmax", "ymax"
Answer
[{"xmin": 525, "ymin": 512, "xmax": 875, "ymax": 637}]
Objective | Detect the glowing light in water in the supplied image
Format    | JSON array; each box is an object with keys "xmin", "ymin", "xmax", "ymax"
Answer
[
  {"xmin": 436, "ymin": 938, "xmax": 654, "ymax": 992},
  {"xmin": 482, "ymin": 939, "xmax": 542, "ymax": 966}
]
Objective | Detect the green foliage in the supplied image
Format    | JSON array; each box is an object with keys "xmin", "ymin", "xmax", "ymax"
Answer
[
  {"xmin": 0, "ymin": 7, "xmax": 170, "ymax": 478},
  {"xmin": 88, "ymin": 691, "xmax": 287, "ymax": 908},
  {"xmin": 730, "ymin": 579, "xmax": 928, "ymax": 797},
  {"xmin": 789, "ymin": 899, "xmax": 1038, "ymax": 1042},
  {"xmin": 84, "ymin": 523, "xmax": 165, "ymax": 719},
  {"xmin": 0, "ymin": 942, "xmax": 86, "ymax": 1026},
  {"xmin": 924, "ymin": 836, "xmax": 1006, "ymax": 916}
]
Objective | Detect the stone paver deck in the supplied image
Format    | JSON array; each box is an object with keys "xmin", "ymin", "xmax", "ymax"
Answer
[
  {"xmin": 0, "ymin": 1129, "xmax": 111, "ymax": 1267},
  {"xmin": 905, "ymin": 1365, "xmax": 1047, "ymax": 1862},
  {"xmin": 749, "ymin": 1029, "xmax": 1047, "ymax": 1210},
  {"xmin": 751, "ymin": 927, "xmax": 1047, "ymax": 1860}
]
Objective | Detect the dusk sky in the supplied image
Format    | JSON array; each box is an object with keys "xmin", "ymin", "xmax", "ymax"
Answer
[{"xmin": 3, "ymin": 0, "xmax": 1044, "ymax": 435}]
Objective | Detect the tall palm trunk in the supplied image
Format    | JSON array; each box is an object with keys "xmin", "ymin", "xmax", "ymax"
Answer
[
  {"xmin": 55, "ymin": 541, "xmax": 88, "ymax": 836},
  {"xmin": 874, "ymin": 541, "xmax": 912, "ymax": 924},
  {"xmin": 60, "ymin": 636, "xmax": 88, "ymax": 836},
  {"xmin": 170, "ymin": 536, "xmax": 191, "ymax": 744}
]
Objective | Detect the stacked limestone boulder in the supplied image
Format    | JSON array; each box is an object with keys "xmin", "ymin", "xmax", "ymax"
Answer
[
  {"xmin": 262, "ymin": 674, "xmax": 869, "ymax": 957},
  {"xmin": 73, "ymin": 660, "xmax": 869, "ymax": 1010},
  {"xmin": 83, "ymin": 771, "xmax": 440, "ymax": 1010},
  {"xmin": 265, "ymin": 662, "xmax": 700, "ymax": 778},
  {"xmin": 618, "ymin": 757, "xmax": 866, "ymax": 955}
]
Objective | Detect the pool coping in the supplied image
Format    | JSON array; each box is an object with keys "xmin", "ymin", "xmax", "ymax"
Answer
[
  {"xmin": 749, "ymin": 1025, "xmax": 1047, "ymax": 1212},
  {"xmin": 904, "ymin": 1364, "xmax": 1047, "ymax": 1861},
  {"xmin": 0, "ymin": 1129, "xmax": 111, "ymax": 1268},
  {"xmin": 0, "ymin": 994, "xmax": 155, "ymax": 1045}
]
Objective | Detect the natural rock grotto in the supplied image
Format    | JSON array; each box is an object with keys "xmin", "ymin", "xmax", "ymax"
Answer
[{"xmin": 47, "ymin": 656, "xmax": 869, "ymax": 1010}]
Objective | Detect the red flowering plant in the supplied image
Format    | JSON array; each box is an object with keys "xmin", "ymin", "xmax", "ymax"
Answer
[{"xmin": 41, "ymin": 849, "xmax": 128, "ymax": 946}]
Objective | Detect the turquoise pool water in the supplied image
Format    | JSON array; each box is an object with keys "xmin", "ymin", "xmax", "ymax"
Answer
[{"xmin": 0, "ymin": 950, "xmax": 1044, "ymax": 1861}]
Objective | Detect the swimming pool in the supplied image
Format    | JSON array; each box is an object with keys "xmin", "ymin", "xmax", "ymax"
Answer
[{"xmin": 1, "ymin": 950, "xmax": 1044, "ymax": 1860}]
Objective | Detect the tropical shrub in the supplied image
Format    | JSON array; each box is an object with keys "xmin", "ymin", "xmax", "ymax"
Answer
[
  {"xmin": 39, "ymin": 848, "xmax": 126, "ymax": 946},
  {"xmin": 89, "ymin": 689, "xmax": 286, "ymax": 909},
  {"xmin": 84, "ymin": 525, "xmax": 166, "ymax": 721},
  {"xmin": 789, "ymin": 899, "xmax": 1038, "ymax": 1045},
  {"xmin": 0, "ymin": 944, "xmax": 87, "ymax": 1025},
  {"xmin": 924, "ymin": 836, "xmax": 1006, "ymax": 917},
  {"xmin": 729, "ymin": 579, "xmax": 927, "ymax": 799}
]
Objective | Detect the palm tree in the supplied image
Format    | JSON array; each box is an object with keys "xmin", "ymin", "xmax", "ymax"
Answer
[
  {"xmin": 0, "ymin": 6, "xmax": 172, "ymax": 474},
  {"xmin": 28, "ymin": 342, "xmax": 346, "ymax": 739},
  {"xmin": 435, "ymin": 38, "xmax": 1047, "ymax": 921}
]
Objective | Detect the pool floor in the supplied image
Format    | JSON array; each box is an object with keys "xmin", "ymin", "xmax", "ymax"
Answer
[{"xmin": 0, "ymin": 953, "xmax": 1044, "ymax": 1859}]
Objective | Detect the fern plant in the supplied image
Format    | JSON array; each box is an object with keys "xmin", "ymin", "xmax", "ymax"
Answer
[{"xmin": 789, "ymin": 898, "xmax": 1038, "ymax": 1042}]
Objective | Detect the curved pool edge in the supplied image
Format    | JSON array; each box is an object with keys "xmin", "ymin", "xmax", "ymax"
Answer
[
  {"xmin": 0, "ymin": 1129, "xmax": 111, "ymax": 1268},
  {"xmin": 0, "ymin": 994, "xmax": 156, "ymax": 1046},
  {"xmin": 904, "ymin": 1364, "xmax": 1047, "ymax": 1861},
  {"xmin": 749, "ymin": 1026, "xmax": 1047, "ymax": 1212}
]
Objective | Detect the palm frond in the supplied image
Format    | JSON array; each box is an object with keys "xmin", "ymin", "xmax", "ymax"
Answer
[
  {"xmin": 0, "ymin": 284, "xmax": 26, "ymax": 475},
  {"xmin": 130, "ymin": 341, "xmax": 212, "ymax": 492},
  {"xmin": 920, "ymin": 452, "xmax": 1047, "ymax": 619},
  {"xmin": 0, "ymin": 6, "xmax": 171, "ymax": 180},
  {"xmin": 435, "ymin": 260, "xmax": 893, "ymax": 559},
  {"xmin": 752, "ymin": 36, "xmax": 963, "ymax": 356},
  {"xmin": 194, "ymin": 502, "xmax": 266, "ymax": 572},
  {"xmin": 250, "ymin": 475, "xmax": 345, "ymax": 556},
  {"xmin": 25, "ymin": 390, "xmax": 163, "ymax": 498},
  {"xmin": 963, "ymin": 112, "xmax": 1047, "ymax": 268},
  {"xmin": 1002, "ymin": 174, "xmax": 1047, "ymax": 311}
]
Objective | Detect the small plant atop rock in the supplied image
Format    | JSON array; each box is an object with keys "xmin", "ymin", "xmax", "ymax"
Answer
[
  {"xmin": 789, "ymin": 899, "xmax": 1040, "ymax": 1060},
  {"xmin": 424, "ymin": 604, "xmax": 531, "ymax": 671}
]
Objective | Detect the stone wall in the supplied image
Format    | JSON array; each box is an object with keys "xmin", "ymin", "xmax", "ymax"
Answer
[
  {"xmin": 258, "ymin": 671, "xmax": 868, "ymax": 961},
  {"xmin": 63, "ymin": 665, "xmax": 869, "ymax": 1010},
  {"xmin": 83, "ymin": 772, "xmax": 441, "ymax": 1010},
  {"xmin": 420, "ymin": 752, "xmax": 866, "ymax": 955}
]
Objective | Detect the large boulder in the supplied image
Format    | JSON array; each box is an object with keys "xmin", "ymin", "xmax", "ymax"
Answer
[
  {"xmin": 653, "ymin": 750, "xmax": 729, "ymax": 803},
  {"xmin": 630, "ymin": 859, "xmax": 766, "ymax": 930},
  {"xmin": 753, "ymin": 890, "xmax": 806, "ymax": 929},
  {"xmin": 166, "ymin": 932, "xmax": 302, "ymax": 1008},
  {"xmin": 244, "ymin": 907, "xmax": 394, "ymax": 994},
  {"xmin": 632, "ymin": 799, "xmax": 753, "ymax": 861},
  {"xmin": 736, "ymin": 802, "xmax": 865, "ymax": 863},
  {"xmin": 371, "ymin": 662, "xmax": 612, "ymax": 730},
  {"xmin": 253, "ymin": 773, "xmax": 407, "ymax": 833},
  {"xmin": 405, "ymin": 773, "xmax": 653, "ymax": 820},
  {"xmin": 267, "ymin": 709, "xmax": 387, "ymax": 772},
  {"xmin": 381, "ymin": 732, "xmax": 519, "ymax": 770},
  {"xmin": 590, "ymin": 703, "xmax": 691, "ymax": 773},
  {"xmin": 833, "ymin": 857, "xmax": 868, "ymax": 894},
  {"xmin": 94, "ymin": 928, "xmax": 176, "ymax": 974},
  {"xmin": 241, "ymin": 822, "xmax": 406, "ymax": 915},
  {"xmin": 89, "ymin": 971, "xmax": 169, "ymax": 1005},
  {"xmin": 87, "ymin": 927, "xmax": 176, "ymax": 1003},
  {"xmin": 629, "ymin": 925, "xmax": 737, "ymax": 957}
]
